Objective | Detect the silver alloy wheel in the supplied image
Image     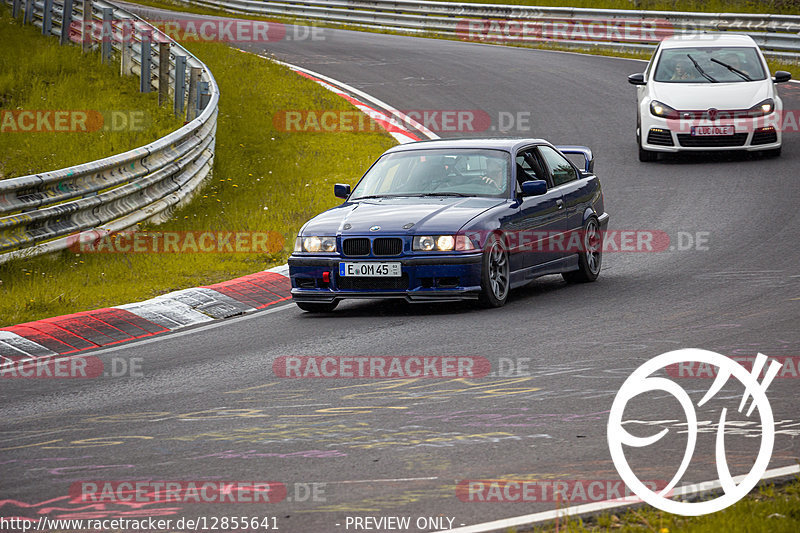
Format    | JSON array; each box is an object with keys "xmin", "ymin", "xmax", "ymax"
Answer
[
  {"xmin": 488, "ymin": 241, "xmax": 509, "ymax": 300},
  {"xmin": 585, "ymin": 219, "xmax": 601, "ymax": 275}
]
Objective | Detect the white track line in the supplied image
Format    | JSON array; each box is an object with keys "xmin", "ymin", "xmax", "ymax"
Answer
[
  {"xmin": 271, "ymin": 59, "xmax": 439, "ymax": 141},
  {"xmin": 440, "ymin": 464, "xmax": 800, "ymax": 533}
]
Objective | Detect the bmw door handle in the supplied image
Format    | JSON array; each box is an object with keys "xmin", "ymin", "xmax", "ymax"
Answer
[{"xmin": 556, "ymin": 199, "xmax": 564, "ymax": 209}]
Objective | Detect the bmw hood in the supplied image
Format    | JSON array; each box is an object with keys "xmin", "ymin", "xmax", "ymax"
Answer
[
  {"xmin": 300, "ymin": 197, "xmax": 506, "ymax": 235},
  {"xmin": 651, "ymin": 81, "xmax": 771, "ymax": 110}
]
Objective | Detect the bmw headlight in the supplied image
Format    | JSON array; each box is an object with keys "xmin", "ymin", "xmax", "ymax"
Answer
[
  {"xmin": 295, "ymin": 236, "xmax": 336, "ymax": 253},
  {"xmin": 650, "ymin": 100, "xmax": 679, "ymax": 119},
  {"xmin": 413, "ymin": 235, "xmax": 475, "ymax": 252}
]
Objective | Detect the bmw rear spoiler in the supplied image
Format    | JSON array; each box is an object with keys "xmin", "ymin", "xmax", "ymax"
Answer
[{"xmin": 556, "ymin": 145, "xmax": 594, "ymax": 173}]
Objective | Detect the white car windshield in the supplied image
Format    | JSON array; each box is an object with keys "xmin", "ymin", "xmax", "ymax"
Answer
[
  {"xmin": 654, "ymin": 47, "xmax": 766, "ymax": 83},
  {"xmin": 350, "ymin": 149, "xmax": 511, "ymax": 199}
]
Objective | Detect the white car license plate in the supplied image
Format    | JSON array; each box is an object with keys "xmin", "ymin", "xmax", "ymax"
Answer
[
  {"xmin": 339, "ymin": 262, "xmax": 401, "ymax": 277},
  {"xmin": 691, "ymin": 125, "xmax": 734, "ymax": 136}
]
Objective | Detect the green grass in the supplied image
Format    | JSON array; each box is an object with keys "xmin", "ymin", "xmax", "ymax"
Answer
[
  {"xmin": 515, "ymin": 478, "xmax": 800, "ymax": 532},
  {"xmin": 0, "ymin": 6, "xmax": 182, "ymax": 179},
  {"xmin": 0, "ymin": 28, "xmax": 395, "ymax": 326}
]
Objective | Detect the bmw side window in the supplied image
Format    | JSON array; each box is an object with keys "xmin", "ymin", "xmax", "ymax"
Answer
[
  {"xmin": 538, "ymin": 146, "xmax": 577, "ymax": 187},
  {"xmin": 514, "ymin": 149, "xmax": 540, "ymax": 185}
]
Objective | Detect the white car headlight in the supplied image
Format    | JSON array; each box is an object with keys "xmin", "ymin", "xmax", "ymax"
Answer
[
  {"xmin": 413, "ymin": 235, "xmax": 474, "ymax": 252},
  {"xmin": 295, "ymin": 236, "xmax": 336, "ymax": 253},
  {"xmin": 650, "ymin": 100, "xmax": 679, "ymax": 119},
  {"xmin": 746, "ymin": 98, "xmax": 774, "ymax": 117}
]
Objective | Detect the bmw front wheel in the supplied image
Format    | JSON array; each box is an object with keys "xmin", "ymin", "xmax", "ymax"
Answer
[{"xmin": 478, "ymin": 234, "xmax": 510, "ymax": 308}]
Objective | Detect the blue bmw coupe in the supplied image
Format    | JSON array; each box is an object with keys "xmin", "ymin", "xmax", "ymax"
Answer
[{"xmin": 288, "ymin": 138, "xmax": 609, "ymax": 311}]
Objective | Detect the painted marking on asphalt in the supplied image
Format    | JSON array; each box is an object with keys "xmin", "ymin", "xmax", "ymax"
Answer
[{"xmin": 326, "ymin": 476, "xmax": 439, "ymax": 484}]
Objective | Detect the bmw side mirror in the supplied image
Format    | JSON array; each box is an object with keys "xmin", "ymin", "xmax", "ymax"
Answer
[
  {"xmin": 334, "ymin": 183, "xmax": 351, "ymax": 199},
  {"xmin": 773, "ymin": 71, "xmax": 792, "ymax": 83},
  {"xmin": 628, "ymin": 73, "xmax": 646, "ymax": 85},
  {"xmin": 520, "ymin": 180, "xmax": 548, "ymax": 197}
]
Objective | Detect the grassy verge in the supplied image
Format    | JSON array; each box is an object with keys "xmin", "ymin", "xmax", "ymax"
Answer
[
  {"xmin": 0, "ymin": 32, "xmax": 396, "ymax": 326},
  {"xmin": 0, "ymin": 5, "xmax": 182, "ymax": 178},
  {"xmin": 517, "ymin": 478, "xmax": 800, "ymax": 532}
]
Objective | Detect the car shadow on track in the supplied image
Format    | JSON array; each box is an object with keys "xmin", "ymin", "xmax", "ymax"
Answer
[
  {"xmin": 646, "ymin": 150, "xmax": 780, "ymax": 165},
  {"xmin": 293, "ymin": 276, "xmax": 572, "ymax": 318}
]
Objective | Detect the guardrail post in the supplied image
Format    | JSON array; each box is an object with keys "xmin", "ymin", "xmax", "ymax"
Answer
[
  {"xmin": 120, "ymin": 21, "xmax": 133, "ymax": 75},
  {"xmin": 60, "ymin": 0, "xmax": 74, "ymax": 45},
  {"xmin": 186, "ymin": 66, "xmax": 201, "ymax": 122},
  {"xmin": 173, "ymin": 55, "xmax": 187, "ymax": 117},
  {"xmin": 198, "ymin": 78, "xmax": 211, "ymax": 113},
  {"xmin": 12, "ymin": 0, "xmax": 21, "ymax": 19},
  {"xmin": 43, "ymin": 0, "xmax": 53, "ymax": 35},
  {"xmin": 140, "ymin": 29, "xmax": 152, "ymax": 93},
  {"xmin": 158, "ymin": 41, "xmax": 170, "ymax": 106},
  {"xmin": 23, "ymin": 0, "xmax": 34, "ymax": 25},
  {"xmin": 81, "ymin": 0, "xmax": 92, "ymax": 53},
  {"xmin": 100, "ymin": 7, "xmax": 112, "ymax": 63}
]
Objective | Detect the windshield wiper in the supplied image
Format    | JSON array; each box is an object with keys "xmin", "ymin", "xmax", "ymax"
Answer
[
  {"xmin": 710, "ymin": 57, "xmax": 752, "ymax": 81},
  {"xmin": 351, "ymin": 194, "xmax": 408, "ymax": 200},
  {"xmin": 687, "ymin": 54, "xmax": 718, "ymax": 83},
  {"xmin": 416, "ymin": 192, "xmax": 473, "ymax": 197}
]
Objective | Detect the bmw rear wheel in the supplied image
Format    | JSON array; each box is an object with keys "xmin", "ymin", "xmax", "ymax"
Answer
[
  {"xmin": 478, "ymin": 234, "xmax": 510, "ymax": 308},
  {"xmin": 563, "ymin": 217, "xmax": 602, "ymax": 283}
]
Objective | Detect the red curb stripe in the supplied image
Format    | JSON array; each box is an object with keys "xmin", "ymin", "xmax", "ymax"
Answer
[
  {"xmin": 203, "ymin": 281, "xmax": 270, "ymax": 309},
  {"xmin": 40, "ymin": 315, "xmax": 124, "ymax": 347},
  {"xmin": 84, "ymin": 308, "xmax": 167, "ymax": 338},
  {"xmin": 4, "ymin": 272, "xmax": 291, "ymax": 354},
  {"xmin": 233, "ymin": 273, "xmax": 287, "ymax": 300},
  {"xmin": 205, "ymin": 272, "xmax": 292, "ymax": 308},
  {"xmin": 291, "ymin": 70, "xmax": 421, "ymax": 142},
  {"xmin": 12, "ymin": 321, "xmax": 98, "ymax": 351},
  {"xmin": 1, "ymin": 326, "xmax": 80, "ymax": 354},
  {"xmin": 241, "ymin": 271, "xmax": 292, "ymax": 298}
]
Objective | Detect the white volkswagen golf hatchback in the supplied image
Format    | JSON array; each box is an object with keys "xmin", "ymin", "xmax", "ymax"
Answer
[{"xmin": 628, "ymin": 34, "xmax": 791, "ymax": 161}]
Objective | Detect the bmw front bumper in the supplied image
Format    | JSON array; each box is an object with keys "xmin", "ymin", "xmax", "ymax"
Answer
[{"xmin": 288, "ymin": 253, "xmax": 484, "ymax": 304}]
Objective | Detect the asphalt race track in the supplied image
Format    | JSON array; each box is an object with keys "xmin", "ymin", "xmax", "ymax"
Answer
[{"xmin": 2, "ymin": 7, "xmax": 799, "ymax": 531}]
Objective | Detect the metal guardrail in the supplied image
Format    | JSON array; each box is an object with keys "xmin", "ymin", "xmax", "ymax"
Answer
[
  {"xmin": 0, "ymin": 0, "xmax": 219, "ymax": 264},
  {"xmin": 177, "ymin": 0, "xmax": 800, "ymax": 60}
]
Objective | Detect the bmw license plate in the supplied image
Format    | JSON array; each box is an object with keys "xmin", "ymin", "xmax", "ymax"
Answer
[
  {"xmin": 691, "ymin": 125, "xmax": 734, "ymax": 136},
  {"xmin": 339, "ymin": 262, "xmax": 401, "ymax": 277}
]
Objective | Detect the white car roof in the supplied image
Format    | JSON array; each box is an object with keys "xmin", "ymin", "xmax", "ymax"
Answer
[{"xmin": 659, "ymin": 33, "xmax": 758, "ymax": 49}]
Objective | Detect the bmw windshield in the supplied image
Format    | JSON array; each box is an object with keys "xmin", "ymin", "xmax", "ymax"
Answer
[
  {"xmin": 350, "ymin": 149, "xmax": 511, "ymax": 200},
  {"xmin": 654, "ymin": 47, "xmax": 766, "ymax": 83}
]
